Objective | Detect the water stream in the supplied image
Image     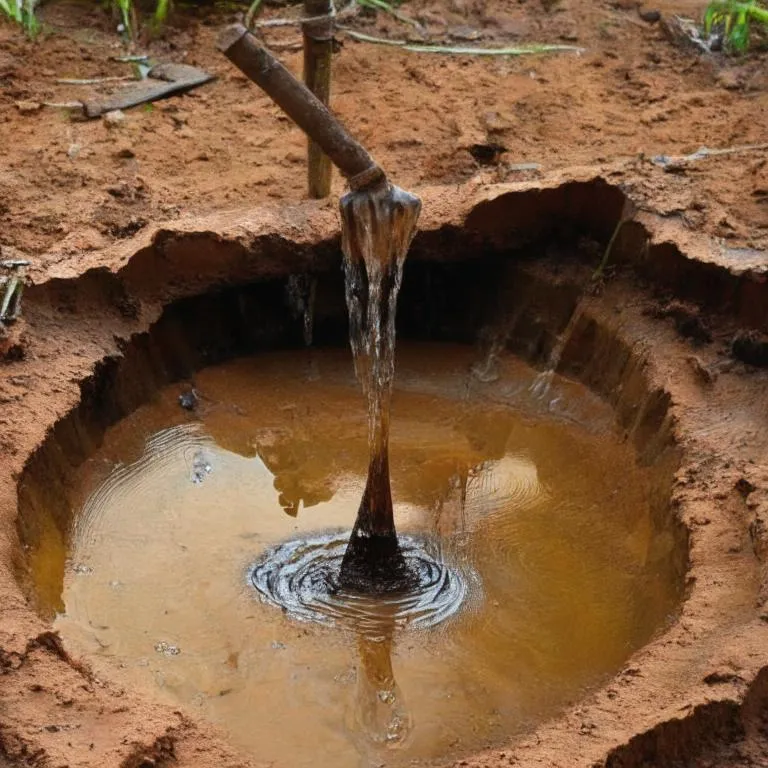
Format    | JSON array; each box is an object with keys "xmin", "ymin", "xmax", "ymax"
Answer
[
  {"xmin": 530, "ymin": 300, "xmax": 586, "ymax": 400},
  {"xmin": 285, "ymin": 274, "xmax": 317, "ymax": 348},
  {"xmin": 337, "ymin": 181, "xmax": 421, "ymax": 591}
]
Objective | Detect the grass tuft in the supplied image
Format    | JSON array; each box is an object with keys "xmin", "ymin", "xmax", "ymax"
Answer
[
  {"xmin": 0, "ymin": 0, "xmax": 40, "ymax": 36},
  {"xmin": 704, "ymin": 0, "xmax": 768, "ymax": 52}
]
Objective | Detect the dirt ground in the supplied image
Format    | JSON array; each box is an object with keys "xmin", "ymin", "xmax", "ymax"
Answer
[
  {"xmin": 1, "ymin": 0, "xmax": 768, "ymax": 767},
  {"xmin": 0, "ymin": 0, "xmax": 767, "ymax": 264}
]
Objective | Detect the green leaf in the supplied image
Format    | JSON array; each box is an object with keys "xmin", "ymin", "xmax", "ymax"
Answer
[
  {"xmin": 731, "ymin": 9, "xmax": 750, "ymax": 47},
  {"xmin": 153, "ymin": 0, "xmax": 170, "ymax": 28},
  {"xmin": 704, "ymin": 6, "xmax": 717, "ymax": 33}
]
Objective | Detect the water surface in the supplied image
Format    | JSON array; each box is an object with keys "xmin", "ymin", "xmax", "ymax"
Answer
[{"xmin": 29, "ymin": 344, "xmax": 682, "ymax": 767}]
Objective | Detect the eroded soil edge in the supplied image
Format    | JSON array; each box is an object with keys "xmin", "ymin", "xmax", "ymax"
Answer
[{"xmin": 1, "ymin": 179, "xmax": 767, "ymax": 768}]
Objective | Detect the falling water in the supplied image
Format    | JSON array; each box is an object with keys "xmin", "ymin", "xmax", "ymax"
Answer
[
  {"xmin": 338, "ymin": 180, "xmax": 421, "ymax": 592},
  {"xmin": 530, "ymin": 301, "xmax": 585, "ymax": 399},
  {"xmin": 285, "ymin": 273, "xmax": 319, "ymax": 380},
  {"xmin": 470, "ymin": 306, "xmax": 525, "ymax": 384},
  {"xmin": 285, "ymin": 274, "xmax": 317, "ymax": 347}
]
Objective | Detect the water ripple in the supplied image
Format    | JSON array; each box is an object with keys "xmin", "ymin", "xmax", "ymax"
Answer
[{"xmin": 250, "ymin": 532, "xmax": 473, "ymax": 634}]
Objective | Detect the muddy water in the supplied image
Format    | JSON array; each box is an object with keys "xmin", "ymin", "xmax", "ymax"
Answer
[{"xmin": 30, "ymin": 344, "xmax": 681, "ymax": 768}]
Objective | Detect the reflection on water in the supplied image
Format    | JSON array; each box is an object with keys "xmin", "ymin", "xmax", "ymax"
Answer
[
  {"xmin": 26, "ymin": 344, "xmax": 683, "ymax": 768},
  {"xmin": 352, "ymin": 614, "xmax": 413, "ymax": 749}
]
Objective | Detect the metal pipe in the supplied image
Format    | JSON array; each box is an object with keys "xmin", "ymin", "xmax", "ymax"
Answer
[{"xmin": 218, "ymin": 24, "xmax": 385, "ymax": 191}]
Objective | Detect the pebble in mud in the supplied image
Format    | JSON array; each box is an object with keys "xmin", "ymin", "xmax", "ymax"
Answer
[
  {"xmin": 638, "ymin": 8, "xmax": 661, "ymax": 23},
  {"xmin": 154, "ymin": 641, "xmax": 181, "ymax": 656},
  {"xmin": 103, "ymin": 110, "xmax": 126, "ymax": 129},
  {"xmin": 178, "ymin": 389, "xmax": 199, "ymax": 411}
]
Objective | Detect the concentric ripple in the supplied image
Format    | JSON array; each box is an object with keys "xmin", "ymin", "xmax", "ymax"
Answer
[{"xmin": 250, "ymin": 532, "xmax": 472, "ymax": 633}]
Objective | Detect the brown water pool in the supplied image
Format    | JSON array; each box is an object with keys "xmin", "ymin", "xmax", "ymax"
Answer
[{"xmin": 25, "ymin": 343, "xmax": 683, "ymax": 768}]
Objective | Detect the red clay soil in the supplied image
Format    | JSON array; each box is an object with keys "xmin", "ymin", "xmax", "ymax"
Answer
[
  {"xmin": 0, "ymin": 0, "xmax": 767, "ymax": 264},
  {"xmin": 0, "ymin": 180, "xmax": 766, "ymax": 768},
  {"xmin": 1, "ymin": 1, "xmax": 768, "ymax": 767}
]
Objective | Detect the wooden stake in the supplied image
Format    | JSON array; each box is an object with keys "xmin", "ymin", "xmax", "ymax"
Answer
[{"xmin": 303, "ymin": 0, "xmax": 333, "ymax": 198}]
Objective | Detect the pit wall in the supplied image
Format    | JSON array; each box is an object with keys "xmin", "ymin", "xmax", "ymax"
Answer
[
  {"xmin": 15, "ymin": 254, "xmax": 687, "ymax": 616},
  {"xmin": 3, "ymin": 177, "xmax": 767, "ymax": 768}
]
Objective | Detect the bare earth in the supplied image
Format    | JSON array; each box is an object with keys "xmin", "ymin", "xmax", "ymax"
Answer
[
  {"xmin": 1, "ymin": 0, "xmax": 768, "ymax": 767},
  {"xmin": 0, "ymin": 0, "xmax": 767, "ymax": 263}
]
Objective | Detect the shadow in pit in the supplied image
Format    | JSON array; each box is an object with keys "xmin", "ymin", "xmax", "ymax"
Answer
[{"xmin": 605, "ymin": 666, "xmax": 768, "ymax": 768}]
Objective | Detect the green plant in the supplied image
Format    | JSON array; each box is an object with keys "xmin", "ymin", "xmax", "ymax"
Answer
[
  {"xmin": 0, "ymin": 0, "xmax": 40, "ymax": 36},
  {"xmin": 704, "ymin": 0, "xmax": 768, "ymax": 51},
  {"xmin": 152, "ymin": 0, "xmax": 171, "ymax": 31},
  {"xmin": 112, "ymin": 0, "xmax": 136, "ymax": 39},
  {"xmin": 108, "ymin": 0, "xmax": 173, "ymax": 41}
]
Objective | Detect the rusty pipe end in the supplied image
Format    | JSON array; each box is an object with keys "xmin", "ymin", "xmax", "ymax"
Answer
[
  {"xmin": 348, "ymin": 165, "xmax": 387, "ymax": 192},
  {"xmin": 218, "ymin": 23, "xmax": 249, "ymax": 54}
]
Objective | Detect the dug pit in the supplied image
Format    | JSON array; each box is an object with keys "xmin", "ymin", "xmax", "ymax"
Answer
[
  {"xmin": 3, "ymin": 179, "xmax": 768, "ymax": 768},
  {"xmin": 19, "ymin": 342, "xmax": 684, "ymax": 767}
]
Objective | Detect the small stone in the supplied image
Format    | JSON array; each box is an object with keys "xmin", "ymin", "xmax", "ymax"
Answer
[
  {"xmin": 447, "ymin": 25, "xmax": 483, "ymax": 41},
  {"xmin": 103, "ymin": 109, "xmax": 126, "ymax": 128},
  {"xmin": 178, "ymin": 389, "xmax": 198, "ymax": 411},
  {"xmin": 67, "ymin": 143, "xmax": 81, "ymax": 160},
  {"xmin": 154, "ymin": 641, "xmax": 181, "ymax": 656},
  {"xmin": 15, "ymin": 100, "xmax": 42, "ymax": 114},
  {"xmin": 469, "ymin": 142, "xmax": 507, "ymax": 165},
  {"xmin": 638, "ymin": 7, "xmax": 661, "ymax": 22}
]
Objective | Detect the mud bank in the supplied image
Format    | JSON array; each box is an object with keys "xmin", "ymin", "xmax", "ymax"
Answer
[{"xmin": 1, "ymin": 178, "xmax": 767, "ymax": 768}]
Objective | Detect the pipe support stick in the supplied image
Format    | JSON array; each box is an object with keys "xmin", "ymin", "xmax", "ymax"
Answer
[{"xmin": 218, "ymin": 24, "xmax": 385, "ymax": 189}]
